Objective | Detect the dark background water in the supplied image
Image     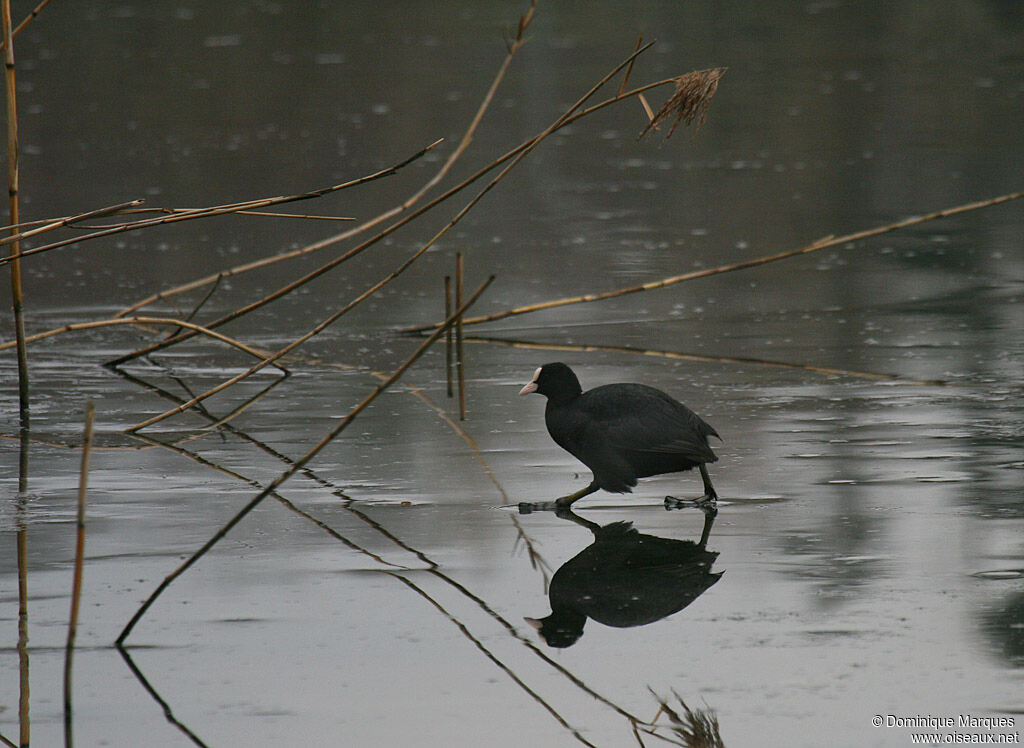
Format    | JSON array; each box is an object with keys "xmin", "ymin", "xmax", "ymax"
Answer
[{"xmin": 2, "ymin": 1, "xmax": 1023, "ymax": 746}]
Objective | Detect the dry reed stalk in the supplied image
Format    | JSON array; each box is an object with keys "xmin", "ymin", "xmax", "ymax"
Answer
[
  {"xmin": 0, "ymin": 315, "xmax": 290, "ymax": 373},
  {"xmin": 444, "ymin": 275, "xmax": 454, "ymax": 397},
  {"xmin": 639, "ymin": 67, "xmax": 726, "ymax": 140},
  {"xmin": 0, "ymin": 0, "xmax": 50, "ymax": 54},
  {"xmin": 0, "ymin": 140, "xmax": 441, "ymax": 269},
  {"xmin": 63, "ymin": 400, "xmax": 95, "ymax": 748},
  {"xmin": 404, "ymin": 189, "xmax": 1024, "ymax": 333},
  {"xmin": 116, "ymin": 277, "xmax": 493, "ymax": 644},
  {"xmin": 0, "ymin": 199, "xmax": 143, "ymax": 246},
  {"xmin": 113, "ymin": 5, "xmax": 536, "ymax": 321},
  {"xmin": 456, "ymin": 252, "xmax": 466, "ymax": 419},
  {"xmin": 3, "ymin": 0, "xmax": 28, "ymax": 427},
  {"xmin": 64, "ymin": 207, "xmax": 355, "ymax": 228}
]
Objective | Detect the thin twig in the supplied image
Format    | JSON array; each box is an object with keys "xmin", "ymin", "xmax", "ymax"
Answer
[
  {"xmin": 73, "ymin": 207, "xmax": 355, "ymax": 227},
  {"xmin": 161, "ymin": 274, "xmax": 224, "ymax": 341},
  {"xmin": 402, "ymin": 189, "xmax": 1024, "ymax": 332},
  {"xmin": 0, "ymin": 0, "xmax": 50, "ymax": 54},
  {"xmin": 64, "ymin": 400, "xmax": 95, "ymax": 748},
  {"xmin": 0, "ymin": 316, "xmax": 290, "ymax": 374},
  {"xmin": 115, "ymin": 277, "xmax": 493, "ymax": 644},
  {"xmin": 0, "ymin": 199, "xmax": 143, "ymax": 246},
  {"xmin": 618, "ymin": 36, "xmax": 644, "ymax": 97}
]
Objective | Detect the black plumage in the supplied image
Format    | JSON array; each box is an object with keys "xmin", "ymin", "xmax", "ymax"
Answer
[{"xmin": 519, "ymin": 362, "xmax": 720, "ymax": 506}]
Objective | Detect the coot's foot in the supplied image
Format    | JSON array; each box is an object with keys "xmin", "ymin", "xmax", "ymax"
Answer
[{"xmin": 664, "ymin": 494, "xmax": 718, "ymax": 514}]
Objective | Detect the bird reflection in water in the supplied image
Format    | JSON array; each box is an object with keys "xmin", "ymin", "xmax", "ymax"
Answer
[{"xmin": 525, "ymin": 507, "xmax": 721, "ymax": 648}]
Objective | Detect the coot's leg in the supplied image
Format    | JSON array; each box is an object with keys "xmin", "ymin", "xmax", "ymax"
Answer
[
  {"xmin": 555, "ymin": 481, "xmax": 599, "ymax": 507},
  {"xmin": 697, "ymin": 504, "xmax": 717, "ymax": 549},
  {"xmin": 698, "ymin": 464, "xmax": 718, "ymax": 501}
]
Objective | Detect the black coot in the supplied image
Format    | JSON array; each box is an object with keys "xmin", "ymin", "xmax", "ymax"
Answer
[{"xmin": 519, "ymin": 362, "xmax": 720, "ymax": 507}]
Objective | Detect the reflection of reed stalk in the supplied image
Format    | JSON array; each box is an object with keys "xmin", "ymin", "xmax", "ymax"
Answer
[
  {"xmin": 445, "ymin": 275, "xmax": 454, "ymax": 397},
  {"xmin": 2, "ymin": 0, "xmax": 28, "ymax": 427},
  {"xmin": 456, "ymin": 253, "xmax": 466, "ymax": 419},
  {"xmin": 116, "ymin": 277, "xmax": 493, "ymax": 644},
  {"xmin": 64, "ymin": 400, "xmax": 95, "ymax": 748}
]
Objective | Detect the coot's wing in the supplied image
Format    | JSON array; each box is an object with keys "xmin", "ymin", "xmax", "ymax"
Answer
[{"xmin": 580, "ymin": 384, "xmax": 719, "ymax": 463}]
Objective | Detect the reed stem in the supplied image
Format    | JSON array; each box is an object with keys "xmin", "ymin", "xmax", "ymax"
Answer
[{"xmin": 3, "ymin": 0, "xmax": 28, "ymax": 428}]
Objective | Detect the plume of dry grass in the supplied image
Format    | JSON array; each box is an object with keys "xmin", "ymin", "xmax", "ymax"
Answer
[{"xmin": 640, "ymin": 67, "xmax": 727, "ymax": 139}]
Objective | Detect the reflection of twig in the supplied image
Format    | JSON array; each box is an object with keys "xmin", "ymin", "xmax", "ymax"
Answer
[
  {"xmin": 405, "ymin": 189, "xmax": 1024, "ymax": 332},
  {"xmin": 388, "ymin": 572, "xmax": 599, "ymax": 748},
  {"xmin": 116, "ymin": 365, "xmax": 438, "ymax": 567},
  {"xmin": 63, "ymin": 400, "xmax": 94, "ymax": 748},
  {"xmin": 462, "ymin": 335, "xmax": 952, "ymax": 386},
  {"xmin": 116, "ymin": 278, "xmax": 492, "ymax": 643},
  {"xmin": 131, "ymin": 431, "xmax": 406, "ymax": 569},
  {"xmin": 645, "ymin": 689, "xmax": 725, "ymax": 748},
  {"xmin": 115, "ymin": 645, "xmax": 209, "ymax": 748}
]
